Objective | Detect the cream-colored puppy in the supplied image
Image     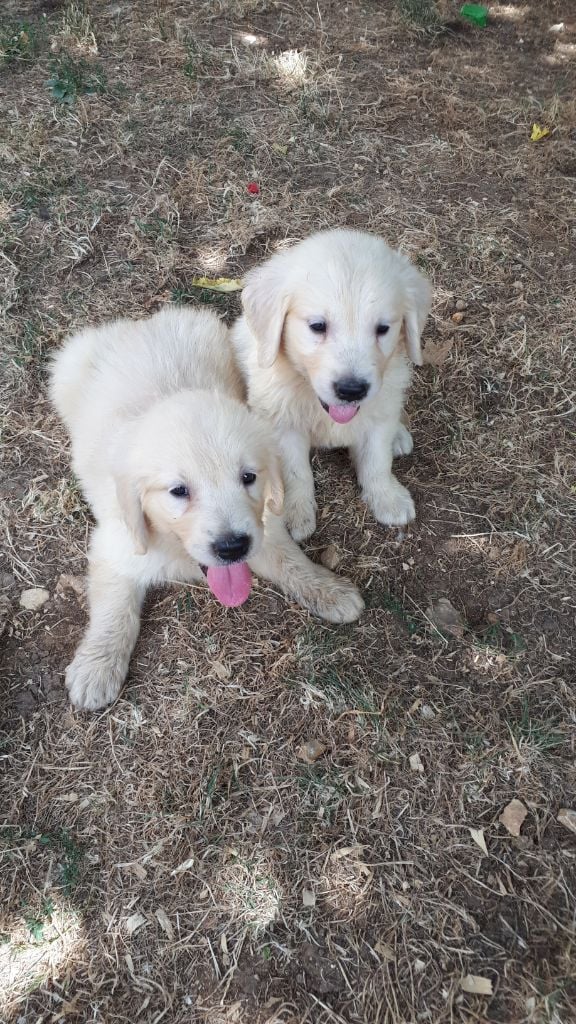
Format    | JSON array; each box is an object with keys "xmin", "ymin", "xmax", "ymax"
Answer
[
  {"xmin": 231, "ymin": 229, "xmax": 432, "ymax": 541},
  {"xmin": 50, "ymin": 306, "xmax": 363, "ymax": 710}
]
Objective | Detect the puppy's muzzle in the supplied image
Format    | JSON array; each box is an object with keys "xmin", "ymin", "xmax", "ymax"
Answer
[
  {"xmin": 211, "ymin": 533, "xmax": 252, "ymax": 563},
  {"xmin": 333, "ymin": 378, "xmax": 370, "ymax": 402}
]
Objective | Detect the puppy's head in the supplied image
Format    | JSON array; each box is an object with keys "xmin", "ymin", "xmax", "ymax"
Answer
[
  {"xmin": 242, "ymin": 229, "xmax": 431, "ymax": 424},
  {"xmin": 114, "ymin": 392, "xmax": 283, "ymax": 606}
]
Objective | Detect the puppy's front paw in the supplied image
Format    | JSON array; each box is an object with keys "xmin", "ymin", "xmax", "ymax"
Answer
[
  {"xmin": 365, "ymin": 479, "xmax": 415, "ymax": 527},
  {"xmin": 392, "ymin": 423, "xmax": 413, "ymax": 458},
  {"xmin": 306, "ymin": 572, "xmax": 365, "ymax": 624},
  {"xmin": 284, "ymin": 490, "xmax": 317, "ymax": 542},
  {"xmin": 66, "ymin": 649, "xmax": 126, "ymax": 710}
]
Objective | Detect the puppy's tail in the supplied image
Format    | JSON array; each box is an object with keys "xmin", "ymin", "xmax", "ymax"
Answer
[{"xmin": 49, "ymin": 327, "xmax": 99, "ymax": 430}]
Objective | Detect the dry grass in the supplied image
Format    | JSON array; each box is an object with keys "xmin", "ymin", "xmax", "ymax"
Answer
[{"xmin": 1, "ymin": 0, "xmax": 576, "ymax": 1021}]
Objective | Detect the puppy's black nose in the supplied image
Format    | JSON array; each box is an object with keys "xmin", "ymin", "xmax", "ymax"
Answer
[
  {"xmin": 333, "ymin": 378, "xmax": 370, "ymax": 402},
  {"xmin": 212, "ymin": 533, "xmax": 251, "ymax": 562}
]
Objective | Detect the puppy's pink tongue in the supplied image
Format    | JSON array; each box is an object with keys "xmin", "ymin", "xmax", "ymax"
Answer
[
  {"xmin": 328, "ymin": 404, "xmax": 359, "ymax": 424},
  {"xmin": 206, "ymin": 563, "xmax": 252, "ymax": 607}
]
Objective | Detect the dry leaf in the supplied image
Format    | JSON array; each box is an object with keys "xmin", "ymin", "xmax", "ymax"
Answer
[
  {"xmin": 320, "ymin": 544, "xmax": 342, "ymax": 570},
  {"xmin": 302, "ymin": 888, "xmax": 316, "ymax": 907},
  {"xmin": 375, "ymin": 939, "xmax": 395, "ymax": 961},
  {"xmin": 499, "ymin": 799, "xmax": 527, "ymax": 837},
  {"xmin": 188, "ymin": 276, "xmax": 243, "ymax": 292},
  {"xmin": 557, "ymin": 808, "xmax": 576, "ymax": 835},
  {"xmin": 422, "ymin": 337, "xmax": 454, "ymax": 366},
  {"xmin": 297, "ymin": 739, "xmax": 326, "ymax": 764},
  {"xmin": 19, "ymin": 587, "xmax": 50, "ymax": 611},
  {"xmin": 57, "ymin": 792, "xmax": 79, "ymax": 803},
  {"xmin": 124, "ymin": 912, "xmax": 147, "ymax": 936},
  {"xmin": 409, "ymin": 752, "xmax": 424, "ymax": 773},
  {"xmin": 271, "ymin": 142, "xmax": 288, "ymax": 156},
  {"xmin": 469, "ymin": 827, "xmax": 488, "ymax": 856},
  {"xmin": 155, "ymin": 907, "xmax": 174, "ymax": 939},
  {"xmin": 451, "ymin": 311, "xmax": 465, "ymax": 324},
  {"xmin": 211, "ymin": 660, "xmax": 231, "ymax": 680},
  {"xmin": 461, "ymin": 974, "xmax": 493, "ymax": 996},
  {"xmin": 426, "ymin": 597, "xmax": 464, "ymax": 638},
  {"xmin": 331, "ymin": 845, "xmax": 365, "ymax": 861},
  {"xmin": 171, "ymin": 855, "xmax": 195, "ymax": 876},
  {"xmin": 131, "ymin": 863, "xmax": 147, "ymax": 881}
]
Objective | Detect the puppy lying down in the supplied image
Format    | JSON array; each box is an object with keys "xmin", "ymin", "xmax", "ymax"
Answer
[
  {"xmin": 231, "ymin": 229, "xmax": 432, "ymax": 541},
  {"xmin": 50, "ymin": 307, "xmax": 364, "ymax": 710}
]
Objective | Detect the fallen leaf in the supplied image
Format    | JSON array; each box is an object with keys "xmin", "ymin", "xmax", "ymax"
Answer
[
  {"xmin": 297, "ymin": 739, "xmax": 326, "ymax": 764},
  {"xmin": 211, "ymin": 660, "xmax": 231, "ymax": 680},
  {"xmin": 469, "ymin": 827, "xmax": 489, "ymax": 856},
  {"xmin": 422, "ymin": 338, "xmax": 454, "ymax": 366},
  {"xmin": 375, "ymin": 939, "xmax": 395, "ymax": 961},
  {"xmin": 557, "ymin": 808, "xmax": 576, "ymax": 835},
  {"xmin": 19, "ymin": 587, "xmax": 50, "ymax": 611},
  {"xmin": 131, "ymin": 863, "xmax": 147, "ymax": 881},
  {"xmin": 155, "ymin": 907, "xmax": 174, "ymax": 939},
  {"xmin": 409, "ymin": 752, "xmax": 424, "ymax": 773},
  {"xmin": 320, "ymin": 543, "xmax": 342, "ymax": 570},
  {"xmin": 461, "ymin": 974, "xmax": 493, "ymax": 996},
  {"xmin": 171, "ymin": 855, "xmax": 195, "ymax": 876},
  {"xmin": 530, "ymin": 123, "xmax": 550, "ymax": 141},
  {"xmin": 499, "ymin": 799, "xmax": 527, "ymax": 837},
  {"xmin": 271, "ymin": 142, "xmax": 288, "ymax": 156},
  {"xmin": 56, "ymin": 792, "xmax": 79, "ymax": 803},
  {"xmin": 330, "ymin": 845, "xmax": 365, "ymax": 861},
  {"xmin": 302, "ymin": 888, "xmax": 316, "ymax": 907},
  {"xmin": 124, "ymin": 912, "xmax": 147, "ymax": 936},
  {"xmin": 426, "ymin": 597, "xmax": 464, "ymax": 638},
  {"xmin": 451, "ymin": 311, "xmax": 465, "ymax": 324},
  {"xmin": 188, "ymin": 276, "xmax": 243, "ymax": 292}
]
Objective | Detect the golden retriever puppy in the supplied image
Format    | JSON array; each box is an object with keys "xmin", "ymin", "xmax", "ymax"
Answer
[
  {"xmin": 231, "ymin": 229, "xmax": 432, "ymax": 541},
  {"xmin": 50, "ymin": 307, "xmax": 364, "ymax": 710}
]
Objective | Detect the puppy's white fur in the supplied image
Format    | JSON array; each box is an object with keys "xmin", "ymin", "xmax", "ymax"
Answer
[
  {"xmin": 231, "ymin": 229, "xmax": 431, "ymax": 539},
  {"xmin": 50, "ymin": 306, "xmax": 363, "ymax": 710}
]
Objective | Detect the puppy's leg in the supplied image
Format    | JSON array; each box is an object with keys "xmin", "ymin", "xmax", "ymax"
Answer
[
  {"xmin": 65, "ymin": 559, "xmax": 146, "ymax": 710},
  {"xmin": 392, "ymin": 410, "xmax": 413, "ymax": 457},
  {"xmin": 352, "ymin": 421, "xmax": 415, "ymax": 526},
  {"xmin": 278, "ymin": 429, "xmax": 317, "ymax": 541},
  {"xmin": 249, "ymin": 513, "xmax": 364, "ymax": 623}
]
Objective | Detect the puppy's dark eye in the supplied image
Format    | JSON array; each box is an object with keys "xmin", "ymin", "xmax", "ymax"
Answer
[
  {"xmin": 309, "ymin": 321, "xmax": 327, "ymax": 334},
  {"xmin": 376, "ymin": 324, "xmax": 390, "ymax": 337},
  {"xmin": 242, "ymin": 471, "xmax": 257, "ymax": 486},
  {"xmin": 170, "ymin": 484, "xmax": 189, "ymax": 498}
]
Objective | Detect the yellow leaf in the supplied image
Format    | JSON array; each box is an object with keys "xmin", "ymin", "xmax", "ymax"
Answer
[
  {"xmin": 530, "ymin": 123, "xmax": 550, "ymax": 142},
  {"xmin": 272, "ymin": 142, "xmax": 288, "ymax": 156},
  {"xmin": 188, "ymin": 276, "xmax": 244, "ymax": 292}
]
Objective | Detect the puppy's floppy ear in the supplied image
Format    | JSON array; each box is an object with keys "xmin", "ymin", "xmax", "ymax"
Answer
[
  {"xmin": 264, "ymin": 454, "xmax": 285, "ymax": 517},
  {"xmin": 242, "ymin": 263, "xmax": 290, "ymax": 369},
  {"xmin": 402, "ymin": 262, "xmax": 432, "ymax": 366},
  {"xmin": 115, "ymin": 474, "xmax": 148, "ymax": 555}
]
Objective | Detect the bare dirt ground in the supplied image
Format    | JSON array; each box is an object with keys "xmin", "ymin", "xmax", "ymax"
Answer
[{"xmin": 1, "ymin": 1, "xmax": 575, "ymax": 1021}]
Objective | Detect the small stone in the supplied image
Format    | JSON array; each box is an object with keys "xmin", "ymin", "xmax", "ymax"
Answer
[
  {"xmin": 451, "ymin": 311, "xmax": 465, "ymax": 324},
  {"xmin": 320, "ymin": 544, "xmax": 342, "ymax": 570},
  {"xmin": 20, "ymin": 587, "xmax": 50, "ymax": 611},
  {"xmin": 409, "ymin": 752, "xmax": 424, "ymax": 773},
  {"xmin": 455, "ymin": 299, "xmax": 467, "ymax": 311}
]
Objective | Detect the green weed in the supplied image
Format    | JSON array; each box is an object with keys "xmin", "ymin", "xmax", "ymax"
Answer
[{"xmin": 47, "ymin": 55, "xmax": 105, "ymax": 104}]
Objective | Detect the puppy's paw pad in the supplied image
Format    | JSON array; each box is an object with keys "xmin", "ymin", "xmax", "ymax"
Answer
[
  {"xmin": 66, "ymin": 653, "xmax": 124, "ymax": 711},
  {"xmin": 284, "ymin": 496, "xmax": 317, "ymax": 542},
  {"xmin": 367, "ymin": 482, "xmax": 415, "ymax": 527},
  {"xmin": 392, "ymin": 424, "xmax": 413, "ymax": 458},
  {"xmin": 312, "ymin": 578, "xmax": 365, "ymax": 624}
]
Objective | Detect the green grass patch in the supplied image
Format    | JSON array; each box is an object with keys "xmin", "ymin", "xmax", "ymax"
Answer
[{"xmin": 47, "ymin": 55, "xmax": 106, "ymax": 104}]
